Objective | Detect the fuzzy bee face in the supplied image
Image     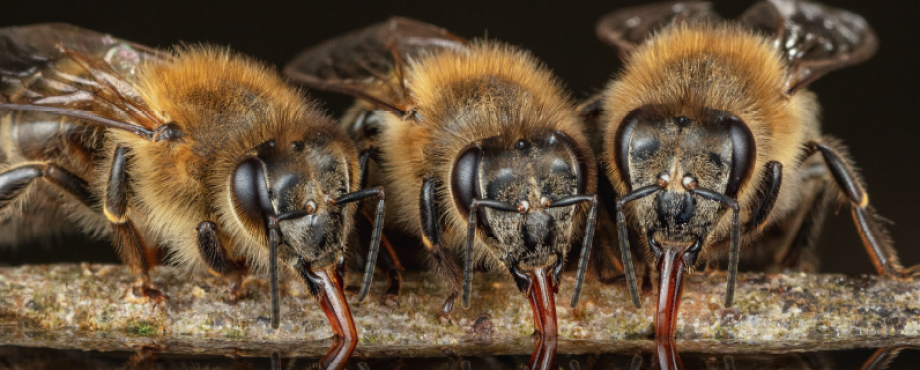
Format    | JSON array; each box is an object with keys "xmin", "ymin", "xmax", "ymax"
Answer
[
  {"xmin": 459, "ymin": 130, "xmax": 586, "ymax": 269},
  {"xmin": 617, "ymin": 106, "xmax": 755, "ymax": 261},
  {"xmin": 230, "ymin": 132, "xmax": 356, "ymax": 270}
]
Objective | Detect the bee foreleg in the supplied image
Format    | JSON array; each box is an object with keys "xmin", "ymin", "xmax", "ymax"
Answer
[
  {"xmin": 420, "ymin": 176, "xmax": 461, "ymax": 324},
  {"xmin": 745, "ymin": 161, "xmax": 783, "ymax": 230},
  {"xmin": 104, "ymin": 146, "xmax": 164, "ymax": 303},
  {"xmin": 196, "ymin": 221, "xmax": 247, "ymax": 302},
  {"xmin": 807, "ymin": 140, "xmax": 920, "ymax": 278}
]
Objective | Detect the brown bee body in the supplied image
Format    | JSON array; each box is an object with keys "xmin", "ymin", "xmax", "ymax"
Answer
[
  {"xmin": 588, "ymin": 0, "xmax": 919, "ymax": 339},
  {"xmin": 286, "ymin": 18, "xmax": 599, "ymax": 338},
  {"xmin": 0, "ymin": 24, "xmax": 387, "ymax": 347}
]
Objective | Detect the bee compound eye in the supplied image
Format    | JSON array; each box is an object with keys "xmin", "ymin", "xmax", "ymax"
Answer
[
  {"xmin": 451, "ymin": 145, "xmax": 483, "ymax": 217},
  {"xmin": 304, "ymin": 200, "xmax": 317, "ymax": 214},
  {"xmin": 517, "ymin": 200, "xmax": 530, "ymax": 214}
]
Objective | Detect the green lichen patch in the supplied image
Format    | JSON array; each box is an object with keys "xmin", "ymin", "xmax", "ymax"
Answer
[{"xmin": 128, "ymin": 320, "xmax": 158, "ymax": 336}]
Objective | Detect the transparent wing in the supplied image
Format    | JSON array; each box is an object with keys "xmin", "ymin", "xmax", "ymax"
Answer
[
  {"xmin": 596, "ymin": 1, "xmax": 721, "ymax": 59},
  {"xmin": 0, "ymin": 23, "xmax": 170, "ymax": 138},
  {"xmin": 284, "ymin": 17, "xmax": 468, "ymax": 114},
  {"xmin": 740, "ymin": 0, "xmax": 878, "ymax": 93}
]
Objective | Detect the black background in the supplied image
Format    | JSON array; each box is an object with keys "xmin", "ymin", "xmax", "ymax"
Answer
[{"xmin": 1, "ymin": 0, "xmax": 918, "ymax": 275}]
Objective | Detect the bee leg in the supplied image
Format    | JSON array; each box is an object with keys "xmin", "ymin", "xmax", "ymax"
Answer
[
  {"xmin": 776, "ymin": 184, "xmax": 830, "ymax": 272},
  {"xmin": 196, "ymin": 221, "xmax": 247, "ymax": 302},
  {"xmin": 0, "ymin": 163, "xmax": 94, "ymax": 211},
  {"xmin": 420, "ymin": 176, "xmax": 462, "ymax": 324},
  {"xmin": 641, "ymin": 262, "xmax": 654, "ymax": 295},
  {"xmin": 744, "ymin": 161, "xmax": 784, "ymax": 231},
  {"xmin": 104, "ymin": 146, "xmax": 164, "ymax": 303},
  {"xmin": 859, "ymin": 347, "xmax": 918, "ymax": 370},
  {"xmin": 379, "ymin": 238, "xmax": 403, "ymax": 306},
  {"xmin": 807, "ymin": 140, "xmax": 920, "ymax": 278},
  {"xmin": 700, "ymin": 257, "xmax": 720, "ymax": 277}
]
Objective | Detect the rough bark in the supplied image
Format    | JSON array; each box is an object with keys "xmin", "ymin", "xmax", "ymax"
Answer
[{"xmin": 0, "ymin": 264, "xmax": 918, "ymax": 357}]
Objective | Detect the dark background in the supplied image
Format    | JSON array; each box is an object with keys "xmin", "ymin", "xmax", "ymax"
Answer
[{"xmin": 1, "ymin": 0, "xmax": 918, "ymax": 275}]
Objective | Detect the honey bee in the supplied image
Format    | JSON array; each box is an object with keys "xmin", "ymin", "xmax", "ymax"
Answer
[
  {"xmin": 585, "ymin": 0, "xmax": 920, "ymax": 339},
  {"xmin": 285, "ymin": 17, "xmax": 599, "ymax": 337},
  {"xmin": 0, "ymin": 24, "xmax": 388, "ymax": 340}
]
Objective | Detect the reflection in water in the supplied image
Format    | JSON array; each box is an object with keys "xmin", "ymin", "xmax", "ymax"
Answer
[
  {"xmin": 655, "ymin": 339, "xmax": 682, "ymax": 370},
  {"xmin": 317, "ymin": 334, "xmax": 358, "ymax": 370},
  {"xmin": 0, "ymin": 345, "xmax": 916, "ymax": 369},
  {"xmin": 527, "ymin": 335, "xmax": 558, "ymax": 370}
]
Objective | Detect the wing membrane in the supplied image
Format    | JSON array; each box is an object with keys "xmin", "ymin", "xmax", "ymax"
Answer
[
  {"xmin": 284, "ymin": 17, "xmax": 468, "ymax": 113},
  {"xmin": 0, "ymin": 23, "xmax": 170, "ymax": 138},
  {"xmin": 740, "ymin": 0, "xmax": 878, "ymax": 92},
  {"xmin": 596, "ymin": 1, "xmax": 721, "ymax": 59}
]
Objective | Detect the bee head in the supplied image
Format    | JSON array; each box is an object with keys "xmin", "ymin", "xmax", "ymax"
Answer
[
  {"xmin": 614, "ymin": 105, "xmax": 755, "ymax": 268},
  {"xmin": 450, "ymin": 129, "xmax": 590, "ymax": 273},
  {"xmin": 229, "ymin": 132, "xmax": 355, "ymax": 272}
]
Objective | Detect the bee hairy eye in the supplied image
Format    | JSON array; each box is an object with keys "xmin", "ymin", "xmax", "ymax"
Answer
[
  {"xmin": 724, "ymin": 117, "xmax": 756, "ymax": 198},
  {"xmin": 451, "ymin": 145, "xmax": 483, "ymax": 217}
]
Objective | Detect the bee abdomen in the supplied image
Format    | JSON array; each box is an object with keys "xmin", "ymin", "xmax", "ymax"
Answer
[{"xmin": 1, "ymin": 112, "xmax": 102, "ymax": 168}]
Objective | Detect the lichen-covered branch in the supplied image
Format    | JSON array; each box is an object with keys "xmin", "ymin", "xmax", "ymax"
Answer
[{"xmin": 0, "ymin": 264, "xmax": 918, "ymax": 357}]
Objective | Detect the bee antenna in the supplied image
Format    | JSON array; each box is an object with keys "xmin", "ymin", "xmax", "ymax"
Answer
[
  {"xmin": 270, "ymin": 352, "xmax": 281, "ymax": 370},
  {"xmin": 267, "ymin": 216, "xmax": 282, "ymax": 330},
  {"xmin": 566, "ymin": 195, "xmax": 599, "ymax": 309},
  {"xmin": 463, "ymin": 199, "xmax": 518, "ymax": 309},
  {"xmin": 615, "ymin": 184, "xmax": 665, "ymax": 309},
  {"xmin": 545, "ymin": 194, "xmax": 600, "ymax": 308},
  {"xmin": 334, "ymin": 187, "xmax": 386, "ymax": 303},
  {"xmin": 685, "ymin": 186, "xmax": 740, "ymax": 308},
  {"xmin": 462, "ymin": 201, "xmax": 478, "ymax": 309}
]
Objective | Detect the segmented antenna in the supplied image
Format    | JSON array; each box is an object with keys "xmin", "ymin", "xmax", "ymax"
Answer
[
  {"xmin": 333, "ymin": 187, "xmax": 387, "ymax": 303},
  {"xmin": 462, "ymin": 199, "xmax": 518, "ymax": 309},
  {"xmin": 687, "ymin": 187, "xmax": 741, "ymax": 307},
  {"xmin": 268, "ymin": 227, "xmax": 281, "ymax": 329},
  {"xmin": 615, "ymin": 184, "xmax": 664, "ymax": 309},
  {"xmin": 357, "ymin": 189, "xmax": 386, "ymax": 302},
  {"xmin": 462, "ymin": 201, "xmax": 478, "ymax": 309},
  {"xmin": 569, "ymin": 195, "xmax": 598, "ymax": 308}
]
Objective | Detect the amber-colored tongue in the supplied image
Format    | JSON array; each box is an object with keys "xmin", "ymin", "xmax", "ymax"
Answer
[
  {"xmin": 527, "ymin": 267, "xmax": 558, "ymax": 339},
  {"xmin": 656, "ymin": 249, "xmax": 686, "ymax": 340},
  {"xmin": 314, "ymin": 265, "xmax": 357, "ymax": 370}
]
